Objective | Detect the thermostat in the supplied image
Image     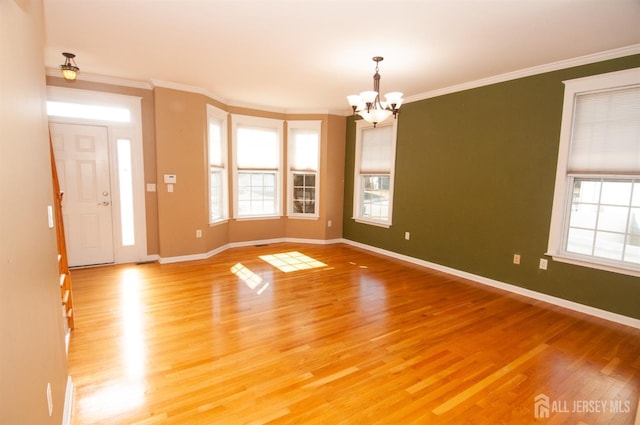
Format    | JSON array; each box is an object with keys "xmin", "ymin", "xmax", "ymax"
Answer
[{"xmin": 163, "ymin": 174, "xmax": 177, "ymax": 184}]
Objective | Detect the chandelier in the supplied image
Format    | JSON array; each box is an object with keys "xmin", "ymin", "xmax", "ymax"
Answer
[
  {"xmin": 347, "ymin": 56, "xmax": 403, "ymax": 127},
  {"xmin": 60, "ymin": 52, "xmax": 80, "ymax": 81}
]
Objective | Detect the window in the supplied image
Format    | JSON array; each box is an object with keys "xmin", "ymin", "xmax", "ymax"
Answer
[
  {"xmin": 47, "ymin": 101, "xmax": 131, "ymax": 123},
  {"xmin": 288, "ymin": 121, "xmax": 321, "ymax": 217},
  {"xmin": 353, "ymin": 119, "xmax": 397, "ymax": 227},
  {"xmin": 116, "ymin": 138, "xmax": 135, "ymax": 246},
  {"xmin": 207, "ymin": 105, "xmax": 229, "ymax": 224},
  {"xmin": 232, "ymin": 115, "xmax": 283, "ymax": 218},
  {"xmin": 548, "ymin": 67, "xmax": 640, "ymax": 276}
]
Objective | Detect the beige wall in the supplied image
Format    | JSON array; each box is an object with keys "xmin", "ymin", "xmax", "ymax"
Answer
[
  {"xmin": 323, "ymin": 114, "xmax": 346, "ymax": 240},
  {"xmin": 0, "ymin": 1, "xmax": 69, "ymax": 423},
  {"xmin": 155, "ymin": 88, "xmax": 210, "ymax": 257}
]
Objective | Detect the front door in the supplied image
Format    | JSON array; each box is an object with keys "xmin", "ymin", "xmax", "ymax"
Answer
[{"xmin": 50, "ymin": 123, "xmax": 114, "ymax": 267}]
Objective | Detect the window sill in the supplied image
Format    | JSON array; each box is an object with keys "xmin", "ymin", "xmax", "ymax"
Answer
[
  {"xmin": 209, "ymin": 218, "xmax": 229, "ymax": 227},
  {"xmin": 287, "ymin": 215, "xmax": 319, "ymax": 220},
  {"xmin": 548, "ymin": 252, "xmax": 640, "ymax": 278},
  {"xmin": 353, "ymin": 217, "xmax": 391, "ymax": 229},
  {"xmin": 234, "ymin": 215, "xmax": 282, "ymax": 221}
]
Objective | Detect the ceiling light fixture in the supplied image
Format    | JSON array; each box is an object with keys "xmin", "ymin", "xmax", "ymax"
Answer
[
  {"xmin": 60, "ymin": 52, "xmax": 79, "ymax": 81},
  {"xmin": 347, "ymin": 56, "xmax": 403, "ymax": 127}
]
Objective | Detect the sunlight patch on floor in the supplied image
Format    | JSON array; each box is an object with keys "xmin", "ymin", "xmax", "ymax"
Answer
[
  {"xmin": 231, "ymin": 263, "xmax": 270, "ymax": 294},
  {"xmin": 259, "ymin": 251, "xmax": 327, "ymax": 272}
]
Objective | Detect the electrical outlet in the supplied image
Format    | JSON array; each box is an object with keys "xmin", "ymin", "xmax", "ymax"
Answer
[
  {"xmin": 196, "ymin": 229, "xmax": 202, "ymax": 238},
  {"xmin": 513, "ymin": 254, "xmax": 521, "ymax": 265},
  {"xmin": 539, "ymin": 258, "xmax": 548, "ymax": 270}
]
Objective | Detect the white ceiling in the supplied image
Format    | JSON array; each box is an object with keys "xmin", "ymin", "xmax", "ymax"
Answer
[{"xmin": 43, "ymin": 0, "xmax": 640, "ymax": 114}]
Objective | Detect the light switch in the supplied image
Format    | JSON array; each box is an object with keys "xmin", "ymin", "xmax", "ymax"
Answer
[{"xmin": 167, "ymin": 184, "xmax": 174, "ymax": 192}]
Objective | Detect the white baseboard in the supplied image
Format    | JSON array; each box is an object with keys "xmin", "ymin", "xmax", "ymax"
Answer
[
  {"xmin": 158, "ymin": 237, "xmax": 342, "ymax": 264},
  {"xmin": 158, "ymin": 252, "xmax": 209, "ymax": 264},
  {"xmin": 341, "ymin": 239, "xmax": 640, "ymax": 330},
  {"xmin": 62, "ymin": 376, "xmax": 73, "ymax": 425}
]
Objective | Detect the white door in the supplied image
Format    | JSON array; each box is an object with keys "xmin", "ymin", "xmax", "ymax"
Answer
[{"xmin": 50, "ymin": 123, "xmax": 114, "ymax": 267}]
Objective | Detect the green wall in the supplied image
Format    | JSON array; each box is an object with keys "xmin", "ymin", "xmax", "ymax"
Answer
[{"xmin": 343, "ymin": 55, "xmax": 640, "ymax": 320}]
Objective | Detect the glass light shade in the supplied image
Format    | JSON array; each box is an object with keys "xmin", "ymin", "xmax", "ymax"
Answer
[
  {"xmin": 61, "ymin": 68, "xmax": 77, "ymax": 81},
  {"xmin": 347, "ymin": 95, "xmax": 362, "ymax": 107},
  {"xmin": 384, "ymin": 92, "xmax": 403, "ymax": 106},
  {"xmin": 360, "ymin": 90, "xmax": 378, "ymax": 104},
  {"xmin": 359, "ymin": 108, "xmax": 392, "ymax": 124}
]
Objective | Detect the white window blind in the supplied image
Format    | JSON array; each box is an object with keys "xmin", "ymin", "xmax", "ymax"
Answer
[
  {"xmin": 360, "ymin": 126, "xmax": 393, "ymax": 173},
  {"xmin": 290, "ymin": 129, "xmax": 319, "ymax": 171},
  {"xmin": 207, "ymin": 105, "xmax": 228, "ymax": 224},
  {"xmin": 208, "ymin": 121, "xmax": 223, "ymax": 166},
  {"xmin": 568, "ymin": 86, "xmax": 640, "ymax": 174},
  {"xmin": 237, "ymin": 126, "xmax": 278, "ymax": 169}
]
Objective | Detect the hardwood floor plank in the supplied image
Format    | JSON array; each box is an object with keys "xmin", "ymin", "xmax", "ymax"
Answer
[
  {"xmin": 67, "ymin": 243, "xmax": 640, "ymax": 424},
  {"xmin": 431, "ymin": 343, "xmax": 549, "ymax": 415}
]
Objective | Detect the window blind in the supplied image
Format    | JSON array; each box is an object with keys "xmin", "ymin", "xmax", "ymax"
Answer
[
  {"xmin": 360, "ymin": 125, "xmax": 393, "ymax": 173},
  {"xmin": 290, "ymin": 128, "xmax": 319, "ymax": 171},
  {"xmin": 236, "ymin": 126, "xmax": 278, "ymax": 169},
  {"xmin": 208, "ymin": 121, "xmax": 223, "ymax": 166},
  {"xmin": 568, "ymin": 86, "xmax": 640, "ymax": 174}
]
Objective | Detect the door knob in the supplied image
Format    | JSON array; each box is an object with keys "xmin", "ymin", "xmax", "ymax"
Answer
[{"xmin": 98, "ymin": 201, "xmax": 110, "ymax": 206}]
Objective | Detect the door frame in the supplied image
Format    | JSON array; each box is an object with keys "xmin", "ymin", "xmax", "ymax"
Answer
[{"xmin": 47, "ymin": 86, "xmax": 150, "ymax": 265}]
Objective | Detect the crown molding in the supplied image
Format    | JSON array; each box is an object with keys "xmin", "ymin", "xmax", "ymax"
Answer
[
  {"xmin": 404, "ymin": 44, "xmax": 640, "ymax": 104},
  {"xmin": 46, "ymin": 67, "xmax": 153, "ymax": 90},
  {"xmin": 150, "ymin": 79, "xmax": 229, "ymax": 104}
]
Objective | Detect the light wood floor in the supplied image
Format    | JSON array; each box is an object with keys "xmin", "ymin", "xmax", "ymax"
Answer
[{"xmin": 68, "ymin": 243, "xmax": 640, "ymax": 424}]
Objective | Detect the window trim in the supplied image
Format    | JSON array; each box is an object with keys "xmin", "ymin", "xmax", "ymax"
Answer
[
  {"xmin": 352, "ymin": 118, "xmax": 398, "ymax": 228},
  {"xmin": 207, "ymin": 104, "xmax": 229, "ymax": 225},
  {"xmin": 231, "ymin": 114, "xmax": 284, "ymax": 219},
  {"xmin": 547, "ymin": 67, "xmax": 640, "ymax": 277},
  {"xmin": 287, "ymin": 120, "xmax": 321, "ymax": 219}
]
